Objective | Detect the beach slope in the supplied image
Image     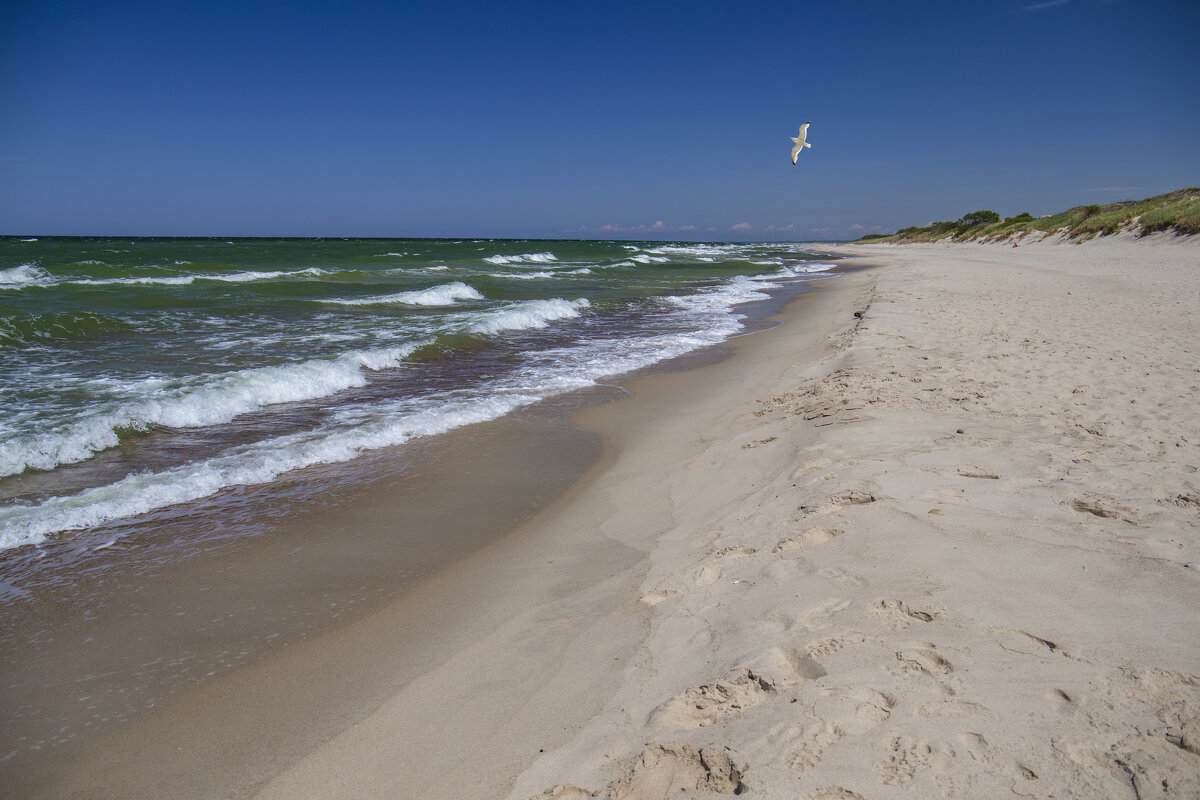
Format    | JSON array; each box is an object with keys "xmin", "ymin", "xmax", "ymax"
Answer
[
  {"xmin": 500, "ymin": 235, "xmax": 1200, "ymax": 799},
  {"xmin": 253, "ymin": 235, "xmax": 1200, "ymax": 800}
]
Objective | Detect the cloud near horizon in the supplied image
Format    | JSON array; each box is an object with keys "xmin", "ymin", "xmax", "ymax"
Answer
[{"xmin": 577, "ymin": 220, "xmax": 698, "ymax": 234}]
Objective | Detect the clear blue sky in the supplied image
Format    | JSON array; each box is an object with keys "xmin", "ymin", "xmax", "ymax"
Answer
[{"xmin": 2, "ymin": 0, "xmax": 1197, "ymax": 240}]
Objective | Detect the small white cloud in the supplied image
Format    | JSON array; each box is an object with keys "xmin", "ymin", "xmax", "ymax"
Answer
[
  {"xmin": 849, "ymin": 223, "xmax": 865, "ymax": 231},
  {"xmin": 1083, "ymin": 186, "xmax": 1142, "ymax": 193},
  {"xmin": 577, "ymin": 220, "xmax": 698, "ymax": 235},
  {"xmin": 1026, "ymin": 0, "xmax": 1068, "ymax": 9},
  {"xmin": 764, "ymin": 224, "xmax": 795, "ymax": 232},
  {"xmin": 731, "ymin": 222, "xmax": 752, "ymax": 231}
]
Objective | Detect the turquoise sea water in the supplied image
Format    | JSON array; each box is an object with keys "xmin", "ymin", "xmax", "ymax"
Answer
[{"xmin": 0, "ymin": 237, "xmax": 835, "ymax": 551}]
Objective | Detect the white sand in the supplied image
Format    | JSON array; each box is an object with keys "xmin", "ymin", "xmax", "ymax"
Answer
[{"xmin": 255, "ymin": 235, "xmax": 1200, "ymax": 800}]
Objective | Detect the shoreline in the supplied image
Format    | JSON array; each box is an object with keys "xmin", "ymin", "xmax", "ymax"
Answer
[
  {"xmin": 8, "ymin": 232, "xmax": 1200, "ymax": 799},
  {"xmin": 0, "ymin": 263, "xmax": 859, "ymax": 798}
]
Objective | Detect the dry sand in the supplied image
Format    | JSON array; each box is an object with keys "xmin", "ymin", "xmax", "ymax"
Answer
[
  {"xmin": 252, "ymin": 233, "xmax": 1200, "ymax": 799},
  {"xmin": 32, "ymin": 235, "xmax": 1198, "ymax": 799}
]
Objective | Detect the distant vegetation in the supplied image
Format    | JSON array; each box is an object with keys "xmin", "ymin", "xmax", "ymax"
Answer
[{"xmin": 855, "ymin": 187, "xmax": 1200, "ymax": 243}]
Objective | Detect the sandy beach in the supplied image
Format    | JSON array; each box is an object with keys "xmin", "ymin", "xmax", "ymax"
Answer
[
  {"xmin": 258, "ymin": 233, "xmax": 1200, "ymax": 799},
  {"xmin": 10, "ymin": 234, "xmax": 1200, "ymax": 799}
]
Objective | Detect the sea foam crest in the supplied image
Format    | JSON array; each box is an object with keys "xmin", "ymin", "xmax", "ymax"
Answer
[
  {"xmin": 468, "ymin": 298, "xmax": 590, "ymax": 335},
  {"xmin": 0, "ymin": 343, "xmax": 424, "ymax": 478},
  {"xmin": 489, "ymin": 271, "xmax": 555, "ymax": 281},
  {"xmin": 0, "ymin": 264, "xmax": 51, "ymax": 288},
  {"xmin": 60, "ymin": 267, "xmax": 329, "ymax": 287},
  {"xmin": 328, "ymin": 281, "xmax": 484, "ymax": 306},
  {"xmin": 0, "ymin": 391, "xmax": 542, "ymax": 549},
  {"xmin": 668, "ymin": 275, "xmax": 776, "ymax": 313},
  {"xmin": 483, "ymin": 252, "xmax": 559, "ymax": 265},
  {"xmin": 773, "ymin": 262, "xmax": 835, "ymax": 277}
]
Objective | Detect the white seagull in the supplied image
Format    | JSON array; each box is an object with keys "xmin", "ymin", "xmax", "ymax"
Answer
[{"xmin": 790, "ymin": 122, "xmax": 812, "ymax": 165}]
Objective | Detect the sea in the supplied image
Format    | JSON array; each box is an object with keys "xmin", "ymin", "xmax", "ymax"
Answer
[{"xmin": 0, "ymin": 237, "xmax": 837, "ymax": 560}]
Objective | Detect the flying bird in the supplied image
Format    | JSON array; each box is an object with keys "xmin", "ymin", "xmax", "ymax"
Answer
[{"xmin": 790, "ymin": 122, "xmax": 812, "ymax": 165}]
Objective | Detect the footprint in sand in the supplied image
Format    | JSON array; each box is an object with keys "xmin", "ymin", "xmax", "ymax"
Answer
[
  {"xmin": 734, "ymin": 645, "xmax": 827, "ymax": 687},
  {"xmin": 956, "ymin": 466, "xmax": 1000, "ymax": 479},
  {"xmin": 913, "ymin": 699, "xmax": 990, "ymax": 718},
  {"xmin": 774, "ymin": 527, "xmax": 844, "ymax": 556},
  {"xmin": 895, "ymin": 647, "xmax": 954, "ymax": 676},
  {"xmin": 798, "ymin": 599, "xmax": 853, "ymax": 631},
  {"xmin": 807, "ymin": 632, "xmax": 869, "ymax": 659},
  {"xmin": 695, "ymin": 545, "xmax": 758, "ymax": 585},
  {"xmin": 791, "ymin": 722, "xmax": 844, "ymax": 771},
  {"xmin": 874, "ymin": 733, "xmax": 956, "ymax": 785},
  {"xmin": 818, "ymin": 566, "xmax": 867, "ymax": 587},
  {"xmin": 800, "ymin": 491, "xmax": 876, "ymax": 516},
  {"xmin": 805, "ymin": 789, "xmax": 867, "ymax": 800},
  {"xmin": 788, "ymin": 687, "xmax": 895, "ymax": 773},
  {"xmin": 532, "ymin": 743, "xmax": 746, "ymax": 799},
  {"xmin": 891, "ymin": 645, "xmax": 960, "ymax": 694},
  {"xmin": 650, "ymin": 671, "xmax": 776, "ymax": 729},
  {"xmin": 639, "ymin": 588, "xmax": 677, "ymax": 606},
  {"xmin": 793, "ymin": 459, "xmax": 833, "ymax": 479},
  {"xmin": 866, "ymin": 598, "xmax": 935, "ymax": 629}
]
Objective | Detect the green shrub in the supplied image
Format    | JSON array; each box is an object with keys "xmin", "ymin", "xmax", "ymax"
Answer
[{"xmin": 957, "ymin": 210, "xmax": 1000, "ymax": 227}]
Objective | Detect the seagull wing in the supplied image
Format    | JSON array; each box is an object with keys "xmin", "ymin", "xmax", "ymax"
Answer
[{"xmin": 789, "ymin": 122, "xmax": 811, "ymax": 165}]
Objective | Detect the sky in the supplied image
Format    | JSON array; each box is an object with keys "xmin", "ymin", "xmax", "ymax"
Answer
[{"xmin": 1, "ymin": 0, "xmax": 1197, "ymax": 240}]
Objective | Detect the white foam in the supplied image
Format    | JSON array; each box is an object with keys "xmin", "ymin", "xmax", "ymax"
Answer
[
  {"xmin": 24, "ymin": 267, "xmax": 333, "ymax": 289},
  {"xmin": 202, "ymin": 268, "xmax": 327, "ymax": 283},
  {"xmin": 771, "ymin": 262, "xmax": 836, "ymax": 277},
  {"xmin": 0, "ymin": 247, "xmax": 840, "ymax": 547},
  {"xmin": 668, "ymin": 275, "xmax": 776, "ymax": 313},
  {"xmin": 468, "ymin": 298, "xmax": 590, "ymax": 335},
  {"xmin": 327, "ymin": 281, "xmax": 484, "ymax": 306},
  {"xmin": 489, "ymin": 271, "xmax": 555, "ymax": 280},
  {"xmin": 644, "ymin": 244, "xmax": 744, "ymax": 260},
  {"xmin": 0, "ymin": 390, "xmax": 543, "ymax": 549},
  {"xmin": 630, "ymin": 254, "xmax": 670, "ymax": 264},
  {"xmin": 483, "ymin": 252, "xmax": 559, "ymax": 265},
  {"xmin": 0, "ymin": 264, "xmax": 50, "ymax": 288},
  {"xmin": 0, "ymin": 343, "xmax": 426, "ymax": 478}
]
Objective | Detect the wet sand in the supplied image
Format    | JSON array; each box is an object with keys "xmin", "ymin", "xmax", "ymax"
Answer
[{"xmin": 1, "ymin": 391, "xmax": 605, "ymax": 796}]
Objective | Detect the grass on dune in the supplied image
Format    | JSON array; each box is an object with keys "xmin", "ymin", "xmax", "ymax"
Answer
[{"xmin": 856, "ymin": 187, "xmax": 1200, "ymax": 243}]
